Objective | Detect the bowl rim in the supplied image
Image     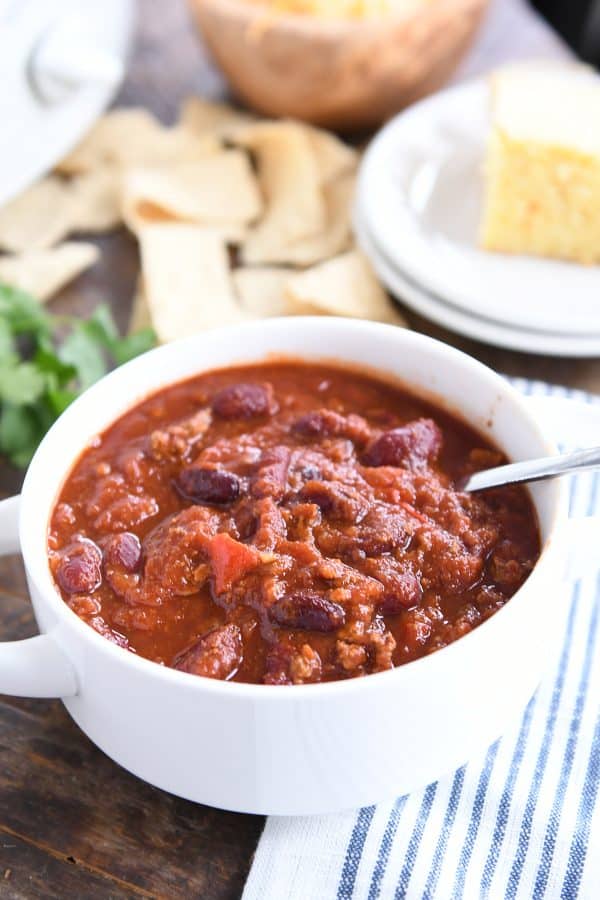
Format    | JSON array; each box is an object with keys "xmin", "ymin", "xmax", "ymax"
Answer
[
  {"xmin": 191, "ymin": 0, "xmax": 487, "ymax": 37},
  {"xmin": 21, "ymin": 317, "xmax": 564, "ymax": 700}
]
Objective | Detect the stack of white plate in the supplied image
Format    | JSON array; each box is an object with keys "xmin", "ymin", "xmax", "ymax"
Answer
[{"xmin": 354, "ymin": 78, "xmax": 600, "ymax": 357}]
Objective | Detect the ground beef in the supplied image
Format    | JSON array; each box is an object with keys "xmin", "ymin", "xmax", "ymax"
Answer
[{"xmin": 49, "ymin": 363, "xmax": 540, "ymax": 684}]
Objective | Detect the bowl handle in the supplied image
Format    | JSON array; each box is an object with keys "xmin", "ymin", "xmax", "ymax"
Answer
[
  {"xmin": 524, "ymin": 395, "xmax": 600, "ymax": 583},
  {"xmin": 0, "ymin": 495, "xmax": 77, "ymax": 698}
]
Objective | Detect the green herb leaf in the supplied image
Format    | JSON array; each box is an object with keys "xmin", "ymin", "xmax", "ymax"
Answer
[
  {"xmin": 85, "ymin": 303, "xmax": 120, "ymax": 345},
  {"xmin": 82, "ymin": 305, "xmax": 156, "ymax": 366},
  {"xmin": 0, "ymin": 283, "xmax": 50, "ymax": 337},
  {"xmin": 0, "ymin": 319, "xmax": 16, "ymax": 364},
  {"xmin": 110, "ymin": 327, "xmax": 157, "ymax": 366},
  {"xmin": 0, "ymin": 405, "xmax": 44, "ymax": 467},
  {"xmin": 34, "ymin": 345, "xmax": 77, "ymax": 385},
  {"xmin": 0, "ymin": 361, "xmax": 47, "ymax": 405},
  {"xmin": 59, "ymin": 325, "xmax": 108, "ymax": 390},
  {"xmin": 0, "ymin": 284, "xmax": 156, "ymax": 469},
  {"xmin": 46, "ymin": 386, "xmax": 78, "ymax": 417}
]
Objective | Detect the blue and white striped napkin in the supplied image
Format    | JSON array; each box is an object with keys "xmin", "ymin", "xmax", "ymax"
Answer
[{"xmin": 243, "ymin": 380, "xmax": 600, "ymax": 900}]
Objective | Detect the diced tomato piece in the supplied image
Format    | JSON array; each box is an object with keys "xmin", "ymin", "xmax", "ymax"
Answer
[{"xmin": 208, "ymin": 533, "xmax": 262, "ymax": 594}]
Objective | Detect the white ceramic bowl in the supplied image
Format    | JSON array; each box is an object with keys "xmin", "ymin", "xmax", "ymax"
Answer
[{"xmin": 0, "ymin": 318, "xmax": 596, "ymax": 815}]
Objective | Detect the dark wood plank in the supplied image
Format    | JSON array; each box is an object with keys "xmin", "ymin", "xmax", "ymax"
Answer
[
  {"xmin": 0, "ymin": 697, "xmax": 262, "ymax": 898},
  {"xmin": 0, "ymin": 566, "xmax": 29, "ymax": 606},
  {"xmin": 0, "ymin": 590, "xmax": 34, "ymax": 638},
  {"xmin": 0, "ymin": 829, "xmax": 148, "ymax": 900},
  {"xmin": 116, "ymin": 0, "xmax": 228, "ymax": 122}
]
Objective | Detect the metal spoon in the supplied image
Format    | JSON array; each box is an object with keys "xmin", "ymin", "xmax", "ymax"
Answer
[{"xmin": 460, "ymin": 446, "xmax": 600, "ymax": 493}]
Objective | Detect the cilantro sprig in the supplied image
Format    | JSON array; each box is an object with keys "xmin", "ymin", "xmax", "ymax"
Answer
[{"xmin": 0, "ymin": 284, "xmax": 156, "ymax": 468}]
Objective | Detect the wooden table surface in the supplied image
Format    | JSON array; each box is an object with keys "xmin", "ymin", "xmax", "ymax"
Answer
[{"xmin": 1, "ymin": 2, "xmax": 599, "ymax": 898}]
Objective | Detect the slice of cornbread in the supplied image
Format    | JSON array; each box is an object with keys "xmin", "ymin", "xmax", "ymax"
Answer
[{"xmin": 480, "ymin": 64, "xmax": 600, "ymax": 265}]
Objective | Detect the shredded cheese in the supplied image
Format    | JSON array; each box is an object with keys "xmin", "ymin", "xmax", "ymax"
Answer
[{"xmin": 245, "ymin": 0, "xmax": 417, "ymax": 18}]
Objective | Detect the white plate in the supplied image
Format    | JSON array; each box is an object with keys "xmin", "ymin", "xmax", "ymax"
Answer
[
  {"xmin": 358, "ymin": 78, "xmax": 600, "ymax": 338},
  {"xmin": 354, "ymin": 205, "xmax": 600, "ymax": 358}
]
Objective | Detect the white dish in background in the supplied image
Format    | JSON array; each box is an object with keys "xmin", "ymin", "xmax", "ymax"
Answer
[
  {"xmin": 0, "ymin": 0, "xmax": 134, "ymax": 206},
  {"xmin": 358, "ymin": 78, "xmax": 600, "ymax": 338},
  {"xmin": 354, "ymin": 205, "xmax": 600, "ymax": 358}
]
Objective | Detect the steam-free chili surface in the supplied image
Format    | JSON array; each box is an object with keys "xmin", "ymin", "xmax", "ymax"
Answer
[{"xmin": 48, "ymin": 362, "xmax": 540, "ymax": 685}]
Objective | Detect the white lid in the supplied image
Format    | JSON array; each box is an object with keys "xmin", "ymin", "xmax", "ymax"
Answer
[{"xmin": 0, "ymin": 0, "xmax": 134, "ymax": 206}]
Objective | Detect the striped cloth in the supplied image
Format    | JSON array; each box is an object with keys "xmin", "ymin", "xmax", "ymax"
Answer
[{"xmin": 242, "ymin": 381, "xmax": 600, "ymax": 900}]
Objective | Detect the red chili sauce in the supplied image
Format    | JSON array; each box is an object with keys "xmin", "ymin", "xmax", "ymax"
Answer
[{"xmin": 48, "ymin": 362, "xmax": 540, "ymax": 685}]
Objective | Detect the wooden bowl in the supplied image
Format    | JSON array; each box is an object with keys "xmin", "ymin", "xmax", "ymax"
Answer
[{"xmin": 187, "ymin": 0, "xmax": 488, "ymax": 131}]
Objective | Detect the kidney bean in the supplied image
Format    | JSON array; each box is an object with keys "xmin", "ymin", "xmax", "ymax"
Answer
[
  {"xmin": 319, "ymin": 507, "xmax": 406, "ymax": 558},
  {"xmin": 379, "ymin": 571, "xmax": 422, "ymax": 614},
  {"xmin": 269, "ymin": 590, "xmax": 345, "ymax": 632},
  {"xmin": 55, "ymin": 537, "xmax": 102, "ymax": 595},
  {"xmin": 176, "ymin": 466, "xmax": 241, "ymax": 506},
  {"xmin": 173, "ymin": 624, "xmax": 242, "ymax": 680},
  {"xmin": 103, "ymin": 532, "xmax": 142, "ymax": 573},
  {"xmin": 292, "ymin": 409, "xmax": 371, "ymax": 445},
  {"xmin": 292, "ymin": 410, "xmax": 339, "ymax": 437},
  {"xmin": 263, "ymin": 643, "xmax": 294, "ymax": 685},
  {"xmin": 252, "ymin": 447, "xmax": 291, "ymax": 500},
  {"xmin": 299, "ymin": 480, "xmax": 369, "ymax": 523},
  {"xmin": 363, "ymin": 419, "xmax": 442, "ymax": 468},
  {"xmin": 212, "ymin": 383, "xmax": 277, "ymax": 419}
]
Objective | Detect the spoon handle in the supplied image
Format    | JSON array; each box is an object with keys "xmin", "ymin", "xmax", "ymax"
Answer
[{"xmin": 461, "ymin": 446, "xmax": 600, "ymax": 492}]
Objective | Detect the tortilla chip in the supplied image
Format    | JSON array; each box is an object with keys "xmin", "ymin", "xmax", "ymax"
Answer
[
  {"xmin": 126, "ymin": 203, "xmax": 247, "ymax": 244},
  {"xmin": 0, "ymin": 177, "xmax": 75, "ymax": 251},
  {"xmin": 303, "ymin": 125, "xmax": 358, "ymax": 183},
  {"xmin": 57, "ymin": 109, "xmax": 161, "ymax": 173},
  {"xmin": 237, "ymin": 122, "xmax": 326, "ymax": 263},
  {"xmin": 121, "ymin": 151, "xmax": 262, "ymax": 232},
  {"xmin": 233, "ymin": 267, "xmax": 321, "ymax": 317},
  {"xmin": 0, "ymin": 242, "xmax": 99, "ymax": 301},
  {"xmin": 70, "ymin": 166, "xmax": 122, "ymax": 232},
  {"xmin": 247, "ymin": 172, "xmax": 355, "ymax": 266},
  {"xmin": 138, "ymin": 126, "xmax": 220, "ymax": 166},
  {"xmin": 284, "ymin": 250, "xmax": 407, "ymax": 326},
  {"xmin": 57, "ymin": 109, "xmax": 218, "ymax": 174},
  {"xmin": 138, "ymin": 224, "xmax": 245, "ymax": 342},
  {"xmin": 179, "ymin": 97, "xmax": 256, "ymax": 139}
]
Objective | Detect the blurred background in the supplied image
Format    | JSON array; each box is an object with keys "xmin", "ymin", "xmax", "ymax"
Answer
[
  {"xmin": 534, "ymin": 0, "xmax": 600, "ymax": 61},
  {"xmin": 119, "ymin": 0, "xmax": 600, "ymax": 118}
]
